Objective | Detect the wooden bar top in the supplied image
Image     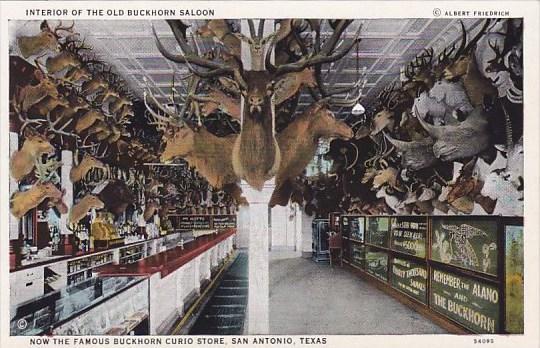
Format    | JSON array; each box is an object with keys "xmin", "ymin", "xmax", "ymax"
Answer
[{"xmin": 96, "ymin": 228, "xmax": 235, "ymax": 279}]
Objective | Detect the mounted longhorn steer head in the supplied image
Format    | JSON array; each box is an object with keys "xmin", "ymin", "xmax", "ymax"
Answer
[{"xmin": 383, "ymin": 131, "xmax": 437, "ymax": 170}]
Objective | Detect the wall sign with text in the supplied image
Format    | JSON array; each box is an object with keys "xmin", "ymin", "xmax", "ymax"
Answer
[
  {"xmin": 390, "ymin": 216, "xmax": 427, "ymax": 258},
  {"xmin": 430, "ymin": 268, "xmax": 500, "ymax": 334},
  {"xmin": 391, "ymin": 257, "xmax": 427, "ymax": 303}
]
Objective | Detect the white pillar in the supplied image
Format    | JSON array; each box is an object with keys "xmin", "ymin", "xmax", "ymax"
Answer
[
  {"xmin": 301, "ymin": 209, "xmax": 315, "ymax": 258},
  {"xmin": 242, "ymin": 179, "xmax": 274, "ymax": 334},
  {"xmin": 239, "ymin": 18, "xmax": 275, "ymax": 334},
  {"xmin": 236, "ymin": 205, "xmax": 250, "ymax": 248},
  {"xmin": 60, "ymin": 150, "xmax": 73, "ymax": 235},
  {"xmin": 9, "ymin": 132, "xmax": 19, "ymax": 240}
]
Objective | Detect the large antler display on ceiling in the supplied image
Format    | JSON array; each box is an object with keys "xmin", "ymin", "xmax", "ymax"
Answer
[{"xmin": 151, "ymin": 19, "xmax": 362, "ymax": 190}]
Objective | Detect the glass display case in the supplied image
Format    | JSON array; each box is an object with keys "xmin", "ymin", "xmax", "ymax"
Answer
[
  {"xmin": 350, "ymin": 244, "xmax": 366, "ymax": 268},
  {"xmin": 366, "ymin": 217, "xmax": 390, "ymax": 248},
  {"xmin": 340, "ymin": 215, "xmax": 522, "ymax": 334},
  {"xmin": 349, "ymin": 217, "xmax": 365, "ymax": 242},
  {"xmin": 10, "ymin": 276, "xmax": 147, "ymax": 336},
  {"xmin": 365, "ymin": 247, "xmax": 388, "ymax": 282}
]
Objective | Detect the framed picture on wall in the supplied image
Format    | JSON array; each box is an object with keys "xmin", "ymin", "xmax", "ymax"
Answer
[
  {"xmin": 505, "ymin": 224, "xmax": 524, "ymax": 334},
  {"xmin": 431, "ymin": 217, "xmax": 499, "ymax": 276}
]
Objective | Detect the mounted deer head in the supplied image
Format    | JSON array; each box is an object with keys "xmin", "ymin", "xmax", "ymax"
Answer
[
  {"xmin": 17, "ymin": 20, "xmax": 74, "ymax": 58},
  {"xmin": 154, "ymin": 19, "xmax": 361, "ymax": 190},
  {"xmin": 10, "ymin": 182, "xmax": 63, "ymax": 219},
  {"xmin": 15, "ymin": 63, "xmax": 59, "ymax": 112},
  {"xmin": 143, "ymin": 199, "xmax": 160, "ymax": 221},
  {"xmin": 69, "ymin": 153, "xmax": 106, "ymax": 183},
  {"xmin": 442, "ymin": 20, "xmax": 491, "ymax": 80},
  {"xmin": 68, "ymin": 194, "xmax": 104, "ymax": 225},
  {"xmin": 75, "ymin": 109, "xmax": 105, "ymax": 134},
  {"xmin": 10, "ymin": 129, "xmax": 55, "ymax": 181},
  {"xmin": 273, "ymin": 68, "xmax": 317, "ymax": 105},
  {"xmin": 270, "ymin": 100, "xmax": 353, "ymax": 206},
  {"xmin": 45, "ymin": 38, "xmax": 88, "ymax": 74}
]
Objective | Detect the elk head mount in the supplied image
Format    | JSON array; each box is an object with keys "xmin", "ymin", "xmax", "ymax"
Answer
[{"xmin": 153, "ymin": 19, "xmax": 362, "ymax": 190}]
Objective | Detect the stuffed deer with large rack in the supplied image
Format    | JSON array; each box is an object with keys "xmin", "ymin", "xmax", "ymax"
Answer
[
  {"xmin": 153, "ymin": 19, "xmax": 362, "ymax": 190},
  {"xmin": 17, "ymin": 20, "xmax": 75, "ymax": 59}
]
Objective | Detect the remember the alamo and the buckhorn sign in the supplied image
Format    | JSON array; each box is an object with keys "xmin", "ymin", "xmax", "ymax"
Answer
[{"xmin": 2, "ymin": 6, "xmax": 532, "ymax": 345}]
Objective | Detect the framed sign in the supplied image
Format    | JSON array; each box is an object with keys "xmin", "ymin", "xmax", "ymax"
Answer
[
  {"xmin": 366, "ymin": 217, "xmax": 390, "ymax": 247},
  {"xmin": 430, "ymin": 267, "xmax": 500, "ymax": 334},
  {"xmin": 505, "ymin": 224, "xmax": 524, "ymax": 334},
  {"xmin": 175, "ymin": 215, "xmax": 212, "ymax": 230},
  {"xmin": 391, "ymin": 257, "xmax": 427, "ymax": 303},
  {"xmin": 431, "ymin": 217, "xmax": 498, "ymax": 276},
  {"xmin": 350, "ymin": 217, "xmax": 365, "ymax": 242},
  {"xmin": 365, "ymin": 248, "xmax": 388, "ymax": 282},
  {"xmin": 212, "ymin": 215, "xmax": 237, "ymax": 229},
  {"xmin": 390, "ymin": 217, "xmax": 427, "ymax": 258}
]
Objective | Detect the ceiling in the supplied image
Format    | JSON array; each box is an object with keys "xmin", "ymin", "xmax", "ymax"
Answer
[{"xmin": 10, "ymin": 18, "xmax": 484, "ymax": 116}]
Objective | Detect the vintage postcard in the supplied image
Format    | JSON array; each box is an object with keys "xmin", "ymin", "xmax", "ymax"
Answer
[{"xmin": 0, "ymin": 1, "xmax": 538, "ymax": 348}]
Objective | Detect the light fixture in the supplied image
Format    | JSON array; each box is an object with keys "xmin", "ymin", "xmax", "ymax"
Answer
[
  {"xmin": 351, "ymin": 32, "xmax": 365, "ymax": 116},
  {"xmin": 351, "ymin": 102, "xmax": 365, "ymax": 116}
]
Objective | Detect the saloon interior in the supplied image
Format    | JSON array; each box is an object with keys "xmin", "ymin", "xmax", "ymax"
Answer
[{"xmin": 8, "ymin": 18, "xmax": 523, "ymax": 336}]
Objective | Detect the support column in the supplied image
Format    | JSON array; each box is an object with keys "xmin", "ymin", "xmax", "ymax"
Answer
[
  {"xmin": 60, "ymin": 150, "xmax": 73, "ymax": 235},
  {"xmin": 9, "ymin": 132, "xmax": 19, "ymax": 240},
  {"xmin": 241, "ymin": 179, "xmax": 274, "ymax": 334}
]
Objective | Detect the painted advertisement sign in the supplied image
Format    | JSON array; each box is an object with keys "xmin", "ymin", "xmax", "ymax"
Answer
[
  {"xmin": 430, "ymin": 268, "xmax": 500, "ymax": 334},
  {"xmin": 431, "ymin": 218, "xmax": 498, "ymax": 276}
]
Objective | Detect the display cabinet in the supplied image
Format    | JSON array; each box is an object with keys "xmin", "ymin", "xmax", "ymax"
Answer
[
  {"xmin": 312, "ymin": 219, "xmax": 329, "ymax": 262},
  {"xmin": 340, "ymin": 215, "xmax": 523, "ymax": 334},
  {"xmin": 10, "ymin": 276, "xmax": 148, "ymax": 336}
]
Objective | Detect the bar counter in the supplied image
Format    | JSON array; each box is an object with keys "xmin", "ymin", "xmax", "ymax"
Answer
[{"xmin": 97, "ymin": 228, "xmax": 236, "ymax": 278}]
